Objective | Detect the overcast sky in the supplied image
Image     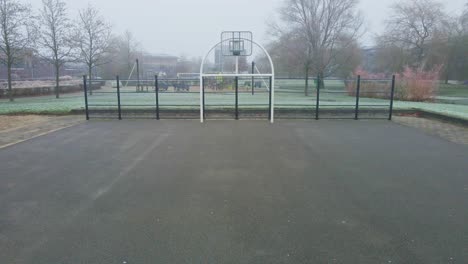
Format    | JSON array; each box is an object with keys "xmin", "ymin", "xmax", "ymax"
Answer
[{"xmin": 29, "ymin": 0, "xmax": 467, "ymax": 57}]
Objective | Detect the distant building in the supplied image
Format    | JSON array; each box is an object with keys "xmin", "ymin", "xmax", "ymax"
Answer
[
  {"xmin": 0, "ymin": 51, "xmax": 53, "ymax": 80},
  {"xmin": 140, "ymin": 53, "xmax": 178, "ymax": 77},
  {"xmin": 214, "ymin": 48, "xmax": 224, "ymax": 72},
  {"xmin": 0, "ymin": 50, "xmax": 84, "ymax": 80},
  {"xmin": 360, "ymin": 47, "xmax": 378, "ymax": 72}
]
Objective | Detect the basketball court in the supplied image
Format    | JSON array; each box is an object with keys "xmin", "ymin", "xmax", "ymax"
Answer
[
  {"xmin": 0, "ymin": 120, "xmax": 467, "ymax": 263},
  {"xmin": 1, "ymin": 31, "xmax": 467, "ymax": 263}
]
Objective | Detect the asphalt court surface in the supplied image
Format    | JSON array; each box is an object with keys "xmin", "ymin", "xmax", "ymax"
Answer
[{"xmin": 0, "ymin": 120, "xmax": 467, "ymax": 263}]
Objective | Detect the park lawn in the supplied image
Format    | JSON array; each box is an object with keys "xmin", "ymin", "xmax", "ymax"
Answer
[
  {"xmin": 1, "ymin": 83, "xmax": 468, "ymax": 121},
  {"xmin": 437, "ymin": 83, "xmax": 468, "ymax": 97},
  {"xmin": 394, "ymin": 101, "xmax": 468, "ymax": 120},
  {"xmin": 0, "ymin": 95, "xmax": 85, "ymax": 115}
]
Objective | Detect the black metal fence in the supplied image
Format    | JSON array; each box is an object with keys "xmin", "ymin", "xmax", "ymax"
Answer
[
  {"xmin": 201, "ymin": 76, "xmax": 273, "ymax": 120},
  {"xmin": 83, "ymin": 75, "xmax": 396, "ymax": 121}
]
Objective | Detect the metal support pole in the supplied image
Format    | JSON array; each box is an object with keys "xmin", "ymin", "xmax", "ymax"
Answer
[
  {"xmin": 202, "ymin": 77, "xmax": 206, "ymax": 120},
  {"xmin": 251, "ymin": 61, "xmax": 255, "ymax": 95},
  {"xmin": 136, "ymin": 59, "xmax": 140, "ymax": 92},
  {"xmin": 355, "ymin": 75, "xmax": 361, "ymax": 120},
  {"xmin": 83, "ymin": 75, "xmax": 89, "ymax": 120},
  {"xmin": 268, "ymin": 76, "xmax": 272, "ymax": 121},
  {"xmin": 155, "ymin": 75, "xmax": 160, "ymax": 120},
  {"xmin": 315, "ymin": 75, "xmax": 320, "ymax": 120},
  {"xmin": 389, "ymin": 75, "xmax": 396, "ymax": 120},
  {"xmin": 117, "ymin": 76, "xmax": 122, "ymax": 120},
  {"xmin": 235, "ymin": 76, "xmax": 239, "ymax": 120},
  {"xmin": 200, "ymin": 76, "xmax": 204, "ymax": 123},
  {"xmin": 271, "ymin": 76, "xmax": 275, "ymax": 123}
]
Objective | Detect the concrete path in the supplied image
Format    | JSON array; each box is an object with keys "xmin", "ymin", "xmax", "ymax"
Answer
[
  {"xmin": 0, "ymin": 115, "xmax": 83, "ymax": 149},
  {"xmin": 394, "ymin": 116, "xmax": 468, "ymax": 145}
]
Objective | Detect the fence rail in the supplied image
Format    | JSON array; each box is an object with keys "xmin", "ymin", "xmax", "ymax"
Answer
[{"xmin": 83, "ymin": 75, "xmax": 395, "ymax": 121}]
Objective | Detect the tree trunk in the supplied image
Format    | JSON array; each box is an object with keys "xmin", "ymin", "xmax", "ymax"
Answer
[
  {"xmin": 318, "ymin": 70, "xmax": 325, "ymax": 89},
  {"xmin": 88, "ymin": 66, "xmax": 93, "ymax": 95},
  {"xmin": 416, "ymin": 46, "xmax": 424, "ymax": 68},
  {"xmin": 304, "ymin": 62, "xmax": 310, "ymax": 96},
  {"xmin": 7, "ymin": 62, "xmax": 13, "ymax": 102},
  {"xmin": 444, "ymin": 59, "xmax": 451, "ymax": 85},
  {"xmin": 55, "ymin": 63, "xmax": 60, "ymax": 99}
]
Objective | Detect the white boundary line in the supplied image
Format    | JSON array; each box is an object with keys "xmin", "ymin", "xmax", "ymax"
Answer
[{"xmin": 0, "ymin": 123, "xmax": 82, "ymax": 150}]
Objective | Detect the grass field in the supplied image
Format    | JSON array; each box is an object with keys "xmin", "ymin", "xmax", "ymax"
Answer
[
  {"xmin": 438, "ymin": 83, "xmax": 468, "ymax": 97},
  {"xmin": 1, "ymin": 79, "xmax": 467, "ymax": 120}
]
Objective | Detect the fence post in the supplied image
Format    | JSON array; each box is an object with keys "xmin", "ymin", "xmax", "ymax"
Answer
[
  {"xmin": 389, "ymin": 75, "xmax": 396, "ymax": 120},
  {"xmin": 252, "ymin": 61, "xmax": 255, "ymax": 95},
  {"xmin": 235, "ymin": 76, "xmax": 239, "ymax": 120},
  {"xmin": 155, "ymin": 75, "xmax": 160, "ymax": 120},
  {"xmin": 83, "ymin": 75, "xmax": 89, "ymax": 120},
  {"xmin": 136, "ymin": 59, "xmax": 140, "ymax": 92},
  {"xmin": 315, "ymin": 75, "xmax": 320, "ymax": 120},
  {"xmin": 117, "ymin": 76, "xmax": 122, "ymax": 120},
  {"xmin": 268, "ymin": 76, "xmax": 272, "ymax": 121},
  {"xmin": 354, "ymin": 75, "xmax": 361, "ymax": 120},
  {"xmin": 202, "ymin": 77, "xmax": 205, "ymax": 120}
]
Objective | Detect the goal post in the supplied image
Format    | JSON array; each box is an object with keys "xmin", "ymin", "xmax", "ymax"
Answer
[{"xmin": 199, "ymin": 31, "xmax": 275, "ymax": 123}]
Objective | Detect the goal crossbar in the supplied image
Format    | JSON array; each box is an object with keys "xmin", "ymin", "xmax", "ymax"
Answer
[{"xmin": 201, "ymin": 73, "xmax": 273, "ymax": 77}]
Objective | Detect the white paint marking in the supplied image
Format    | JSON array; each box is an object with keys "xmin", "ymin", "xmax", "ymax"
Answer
[
  {"xmin": 91, "ymin": 133, "xmax": 169, "ymax": 200},
  {"xmin": 0, "ymin": 123, "xmax": 81, "ymax": 150}
]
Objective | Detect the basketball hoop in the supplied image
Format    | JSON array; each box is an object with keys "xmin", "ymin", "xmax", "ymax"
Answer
[
  {"xmin": 230, "ymin": 40, "xmax": 244, "ymax": 56},
  {"xmin": 221, "ymin": 31, "xmax": 252, "ymax": 56}
]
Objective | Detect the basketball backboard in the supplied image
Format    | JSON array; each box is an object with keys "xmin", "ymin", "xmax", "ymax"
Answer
[{"xmin": 221, "ymin": 31, "xmax": 253, "ymax": 56}]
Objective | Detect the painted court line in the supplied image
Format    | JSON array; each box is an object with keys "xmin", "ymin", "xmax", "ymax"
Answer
[{"xmin": 0, "ymin": 123, "xmax": 82, "ymax": 150}]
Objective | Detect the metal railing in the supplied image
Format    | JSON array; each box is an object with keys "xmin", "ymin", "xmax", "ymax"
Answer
[{"xmin": 82, "ymin": 75, "xmax": 396, "ymax": 121}]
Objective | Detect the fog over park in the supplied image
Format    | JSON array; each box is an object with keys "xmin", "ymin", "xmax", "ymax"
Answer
[{"xmin": 26, "ymin": 0, "xmax": 467, "ymax": 56}]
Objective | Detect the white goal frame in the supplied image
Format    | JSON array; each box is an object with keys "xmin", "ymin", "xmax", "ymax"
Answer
[{"xmin": 199, "ymin": 37, "xmax": 275, "ymax": 123}]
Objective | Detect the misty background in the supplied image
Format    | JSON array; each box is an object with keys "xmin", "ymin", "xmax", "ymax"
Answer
[
  {"xmin": 26, "ymin": 0, "xmax": 466, "ymax": 56},
  {"xmin": 1, "ymin": 0, "xmax": 467, "ymax": 102}
]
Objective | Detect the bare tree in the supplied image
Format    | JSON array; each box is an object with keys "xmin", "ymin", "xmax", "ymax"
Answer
[
  {"xmin": 462, "ymin": 2, "xmax": 468, "ymax": 33},
  {"xmin": 274, "ymin": 0, "xmax": 363, "ymax": 94},
  {"xmin": 74, "ymin": 4, "xmax": 112, "ymax": 95},
  {"xmin": 432, "ymin": 16, "xmax": 467, "ymax": 83},
  {"xmin": 120, "ymin": 30, "xmax": 139, "ymax": 75},
  {"xmin": 373, "ymin": 39, "xmax": 411, "ymax": 74},
  {"xmin": 37, "ymin": 0, "xmax": 74, "ymax": 99},
  {"xmin": 381, "ymin": 0, "xmax": 445, "ymax": 68},
  {"xmin": 268, "ymin": 30, "xmax": 311, "ymax": 91},
  {"xmin": 268, "ymin": 32, "xmax": 307, "ymax": 78},
  {"xmin": 332, "ymin": 36, "xmax": 362, "ymax": 79},
  {"xmin": 98, "ymin": 31, "xmax": 142, "ymax": 79},
  {"xmin": 0, "ymin": 0, "xmax": 33, "ymax": 101}
]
